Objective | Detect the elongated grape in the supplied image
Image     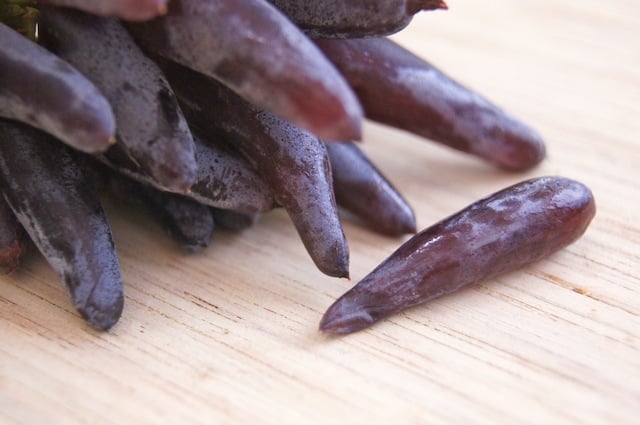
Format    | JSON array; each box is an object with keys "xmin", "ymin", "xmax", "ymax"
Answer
[
  {"xmin": 129, "ymin": 0, "xmax": 363, "ymax": 141},
  {"xmin": 40, "ymin": 8, "xmax": 197, "ymax": 191},
  {"xmin": 0, "ymin": 120, "xmax": 124, "ymax": 330},
  {"xmin": 316, "ymin": 38, "xmax": 545, "ymax": 170},
  {"xmin": 0, "ymin": 22, "xmax": 115, "ymax": 153},
  {"xmin": 163, "ymin": 61, "xmax": 349, "ymax": 278},
  {"xmin": 326, "ymin": 142, "xmax": 416, "ymax": 236},
  {"xmin": 320, "ymin": 176, "xmax": 595, "ymax": 334},
  {"xmin": 269, "ymin": 0, "xmax": 447, "ymax": 38}
]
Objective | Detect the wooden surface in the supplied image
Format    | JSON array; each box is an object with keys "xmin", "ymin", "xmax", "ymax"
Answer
[{"xmin": 1, "ymin": 1, "xmax": 639, "ymax": 424}]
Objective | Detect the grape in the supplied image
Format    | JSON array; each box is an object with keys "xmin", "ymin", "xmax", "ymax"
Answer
[
  {"xmin": 316, "ymin": 38, "xmax": 546, "ymax": 170},
  {"xmin": 0, "ymin": 120, "xmax": 123, "ymax": 330},
  {"xmin": 269, "ymin": 0, "xmax": 448, "ymax": 38},
  {"xmin": 163, "ymin": 61, "xmax": 349, "ymax": 278},
  {"xmin": 40, "ymin": 7, "xmax": 197, "ymax": 190},
  {"xmin": 0, "ymin": 2, "xmax": 594, "ymax": 333},
  {"xmin": 128, "ymin": 0, "xmax": 363, "ymax": 141},
  {"xmin": 326, "ymin": 142, "xmax": 416, "ymax": 236},
  {"xmin": 0, "ymin": 22, "xmax": 115, "ymax": 153},
  {"xmin": 320, "ymin": 177, "xmax": 596, "ymax": 334}
]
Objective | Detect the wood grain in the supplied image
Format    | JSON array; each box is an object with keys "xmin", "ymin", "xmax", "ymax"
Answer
[{"xmin": 1, "ymin": 1, "xmax": 639, "ymax": 423}]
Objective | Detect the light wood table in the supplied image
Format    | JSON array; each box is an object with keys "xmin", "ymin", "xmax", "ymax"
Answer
[{"xmin": 1, "ymin": 1, "xmax": 639, "ymax": 423}]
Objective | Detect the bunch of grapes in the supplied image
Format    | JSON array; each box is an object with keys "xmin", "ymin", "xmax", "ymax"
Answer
[{"xmin": 2, "ymin": 1, "xmax": 581, "ymax": 334}]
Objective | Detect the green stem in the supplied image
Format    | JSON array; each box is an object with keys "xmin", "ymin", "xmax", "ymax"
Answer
[{"xmin": 0, "ymin": 1, "xmax": 38, "ymax": 40}]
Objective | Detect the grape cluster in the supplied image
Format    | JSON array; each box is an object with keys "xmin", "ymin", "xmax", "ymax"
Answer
[{"xmin": 0, "ymin": 1, "xmax": 554, "ymax": 332}]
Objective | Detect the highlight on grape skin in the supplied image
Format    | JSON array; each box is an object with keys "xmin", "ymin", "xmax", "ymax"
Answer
[{"xmin": 0, "ymin": 2, "xmax": 592, "ymax": 333}]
